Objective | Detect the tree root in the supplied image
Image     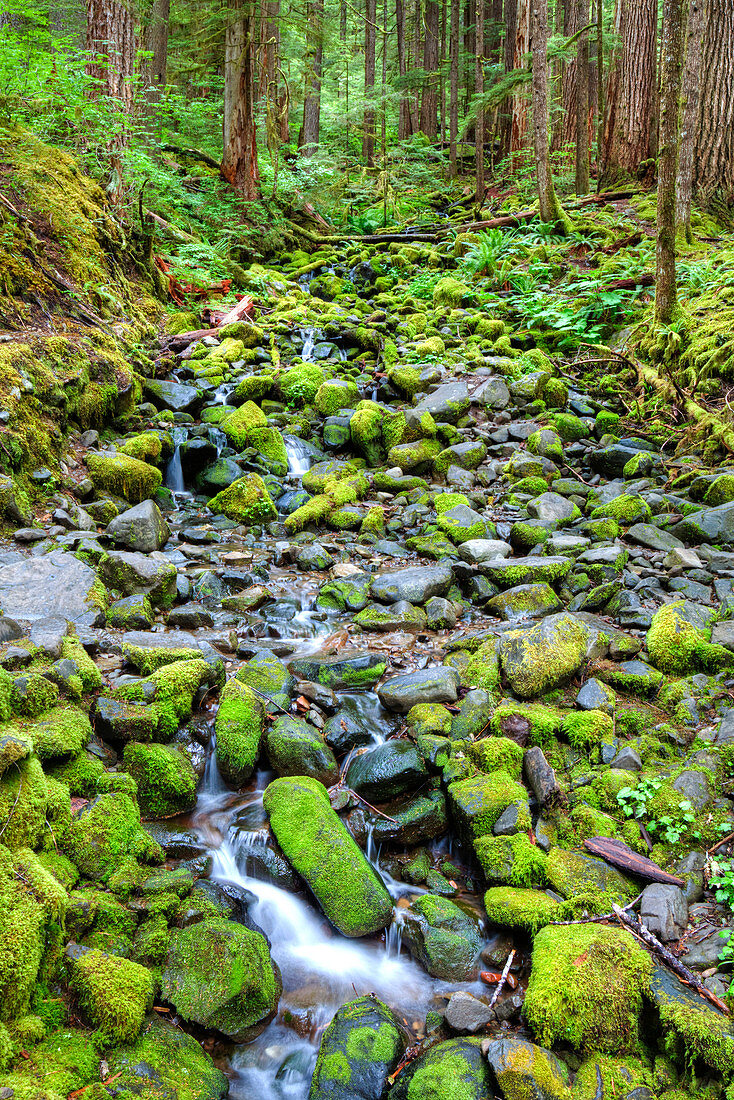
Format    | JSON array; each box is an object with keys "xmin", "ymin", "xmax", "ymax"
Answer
[{"xmin": 636, "ymin": 360, "xmax": 734, "ymax": 456}]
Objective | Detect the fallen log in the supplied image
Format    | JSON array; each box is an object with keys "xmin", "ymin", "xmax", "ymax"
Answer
[
  {"xmin": 612, "ymin": 903, "xmax": 730, "ymax": 1015},
  {"xmin": 584, "ymin": 837, "xmax": 686, "ymax": 886}
]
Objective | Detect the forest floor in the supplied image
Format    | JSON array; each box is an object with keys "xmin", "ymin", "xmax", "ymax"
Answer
[{"xmin": 2, "ymin": 129, "xmax": 734, "ymax": 1100}]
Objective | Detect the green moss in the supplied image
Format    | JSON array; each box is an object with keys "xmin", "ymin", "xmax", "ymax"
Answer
[
  {"xmin": 524, "ymin": 924, "xmax": 653, "ymax": 1053},
  {"xmin": 66, "ymin": 792, "xmax": 161, "ymax": 882},
  {"xmin": 468, "ymin": 736, "xmax": 524, "ymax": 777},
  {"xmin": 406, "ymin": 703, "xmax": 453, "ymax": 738},
  {"xmin": 464, "ymin": 640, "xmax": 501, "ymax": 693},
  {"xmin": 220, "ymin": 399, "xmax": 267, "ymax": 448},
  {"xmin": 208, "ymin": 472, "xmax": 277, "ymax": 525},
  {"xmin": 86, "ymin": 452, "xmax": 162, "ymax": 504},
  {"xmin": 590, "ymin": 494, "xmax": 652, "ymax": 526},
  {"xmin": 114, "ymin": 658, "xmax": 221, "ymax": 739},
  {"xmin": 279, "ymin": 362, "xmax": 325, "ymax": 405},
  {"xmin": 433, "ymin": 278, "xmax": 474, "ymax": 308},
  {"xmin": 263, "ymin": 775, "xmax": 393, "ymax": 937},
  {"xmin": 474, "ymin": 833, "xmax": 548, "ymax": 886},
  {"xmin": 490, "ymin": 702, "xmax": 563, "ymax": 746},
  {"xmin": 61, "ymin": 637, "xmax": 102, "ymax": 693},
  {"xmin": 562, "ymin": 710, "xmax": 614, "ymax": 751},
  {"xmin": 572, "ymin": 1055, "xmax": 653, "ymax": 1099},
  {"xmin": 448, "ymin": 770, "xmax": 528, "ymax": 840},
  {"xmin": 106, "ymin": 1015, "xmax": 228, "ymax": 1100},
  {"xmin": 122, "ymin": 742, "xmax": 198, "ymax": 818},
  {"xmin": 483, "ymin": 887, "xmax": 560, "ymax": 931},
  {"xmin": 545, "ymin": 848, "xmax": 636, "ymax": 908},
  {"xmin": 215, "ymin": 679, "xmax": 264, "ymax": 786},
  {"xmin": 350, "ymin": 400, "xmax": 384, "ymax": 465},
  {"xmin": 247, "ymin": 425, "xmax": 288, "ymax": 475},
  {"xmin": 69, "ymin": 948, "xmax": 153, "ymax": 1044},
  {"xmin": 47, "ymin": 750, "xmax": 104, "ymax": 797},
  {"xmin": 315, "ymin": 378, "xmax": 360, "ymax": 415},
  {"xmin": 0, "ymin": 754, "xmax": 47, "ymax": 850},
  {"xmin": 3, "ymin": 1028, "xmax": 100, "ymax": 1097},
  {"xmin": 11, "ymin": 673, "xmax": 60, "ymax": 718},
  {"xmin": 120, "ymin": 431, "xmax": 168, "ymax": 465},
  {"xmin": 647, "ymin": 602, "xmax": 732, "ymax": 674}
]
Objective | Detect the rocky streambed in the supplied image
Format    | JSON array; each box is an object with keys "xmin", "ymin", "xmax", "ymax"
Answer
[{"xmin": 2, "ymin": 247, "xmax": 734, "ymax": 1099}]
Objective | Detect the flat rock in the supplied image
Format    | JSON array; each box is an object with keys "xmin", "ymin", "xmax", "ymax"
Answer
[
  {"xmin": 627, "ymin": 524, "xmax": 684, "ymax": 551},
  {"xmin": 444, "ymin": 992, "xmax": 494, "ymax": 1032},
  {"xmin": 458, "ymin": 539, "xmax": 512, "ymax": 563},
  {"xmin": 0, "ymin": 550, "xmax": 104, "ymax": 626},
  {"xmin": 378, "ymin": 667, "xmax": 459, "ymax": 712},
  {"xmin": 370, "ymin": 562, "xmax": 453, "ymax": 604},
  {"xmin": 413, "ymin": 382, "xmax": 470, "ymax": 423},
  {"xmin": 145, "ymin": 378, "xmax": 200, "ymax": 412},
  {"xmin": 106, "ymin": 500, "xmax": 170, "ymax": 553}
]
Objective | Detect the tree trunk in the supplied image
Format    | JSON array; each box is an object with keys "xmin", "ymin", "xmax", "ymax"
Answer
[
  {"xmin": 86, "ymin": 0, "xmax": 134, "ymax": 111},
  {"xmin": 142, "ymin": 0, "xmax": 169, "ymax": 123},
  {"xmin": 655, "ymin": 0, "xmax": 687, "ymax": 323},
  {"xmin": 675, "ymin": 0, "xmax": 705, "ymax": 239},
  {"xmin": 561, "ymin": 0, "xmax": 577, "ymax": 148},
  {"xmin": 420, "ymin": 0, "xmax": 440, "ymax": 136},
  {"xmin": 222, "ymin": 0, "xmax": 260, "ymax": 200},
  {"xmin": 475, "ymin": 0, "xmax": 484, "ymax": 201},
  {"xmin": 449, "ymin": 0, "xmax": 460, "ymax": 172},
  {"xmin": 440, "ymin": 0, "xmax": 447, "ymax": 144},
  {"xmin": 693, "ymin": 0, "xmax": 734, "ymax": 212},
  {"xmin": 412, "ymin": 0, "xmax": 423, "ymax": 133},
  {"xmin": 364, "ymin": 0, "xmax": 377, "ymax": 164},
  {"xmin": 300, "ymin": 0, "xmax": 324, "ymax": 154},
  {"xmin": 603, "ymin": 0, "xmax": 658, "ymax": 177},
  {"xmin": 532, "ymin": 0, "xmax": 566, "ymax": 226},
  {"xmin": 499, "ymin": 0, "xmax": 518, "ymax": 155},
  {"xmin": 575, "ymin": 0, "xmax": 590, "ymax": 192},
  {"xmin": 595, "ymin": 0, "xmax": 604, "ymax": 178},
  {"xmin": 397, "ymin": 0, "xmax": 413, "ymax": 137},
  {"xmin": 512, "ymin": 0, "xmax": 531, "ymax": 151}
]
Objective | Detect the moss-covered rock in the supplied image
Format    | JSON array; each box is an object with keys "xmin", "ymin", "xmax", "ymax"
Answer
[
  {"xmin": 390, "ymin": 1037, "xmax": 492, "ymax": 1100},
  {"xmin": 309, "ymin": 995, "xmax": 408, "ymax": 1100},
  {"xmin": 483, "ymin": 887, "xmax": 560, "ymax": 931},
  {"xmin": 448, "ymin": 770, "xmax": 528, "ymax": 840},
  {"xmin": 86, "ymin": 452, "xmax": 162, "ymax": 504},
  {"xmin": 161, "ymin": 918, "xmax": 279, "ymax": 1040},
  {"xmin": 114, "ymin": 658, "xmax": 221, "ymax": 740},
  {"xmin": 263, "ymin": 775, "xmax": 393, "ymax": 937},
  {"xmin": 647, "ymin": 602, "xmax": 732, "ymax": 674},
  {"xmin": 106, "ymin": 1015, "xmax": 228, "ymax": 1099},
  {"xmin": 66, "ymin": 792, "xmax": 161, "ymax": 881},
  {"xmin": 524, "ymin": 924, "xmax": 653, "ymax": 1054},
  {"xmin": 122, "ymin": 742, "xmax": 198, "ymax": 818},
  {"xmin": 499, "ymin": 613, "xmax": 589, "ymax": 698},
  {"xmin": 208, "ymin": 473, "xmax": 277, "ymax": 524},
  {"xmin": 68, "ymin": 946, "xmax": 154, "ymax": 1044},
  {"xmin": 0, "ymin": 753, "xmax": 48, "ymax": 850},
  {"xmin": 214, "ymin": 678, "xmax": 264, "ymax": 787},
  {"xmin": 474, "ymin": 833, "xmax": 548, "ymax": 887},
  {"xmin": 265, "ymin": 716, "xmax": 339, "ymax": 786}
]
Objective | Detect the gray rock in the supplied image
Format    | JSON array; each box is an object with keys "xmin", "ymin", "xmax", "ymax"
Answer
[
  {"xmin": 523, "ymin": 747, "xmax": 562, "ymax": 806},
  {"xmin": 346, "ymin": 740, "xmax": 428, "ymax": 801},
  {"xmin": 527, "ymin": 492, "xmax": 578, "ymax": 523},
  {"xmin": 672, "ymin": 769, "xmax": 712, "ymax": 810},
  {"xmin": 627, "ymin": 524, "xmax": 684, "ymax": 551},
  {"xmin": 99, "ymin": 550, "xmax": 177, "ymax": 608},
  {"xmin": 378, "ymin": 667, "xmax": 460, "ymax": 712},
  {"xmin": 354, "ymin": 600, "xmax": 428, "ymax": 632},
  {"xmin": 711, "ymin": 622, "xmax": 734, "ymax": 651},
  {"xmin": 444, "ymin": 992, "xmax": 494, "ymax": 1032},
  {"xmin": 370, "ymin": 563, "xmax": 453, "ymax": 604},
  {"xmin": 458, "ymin": 539, "xmax": 512, "ymax": 563},
  {"xmin": 0, "ymin": 550, "xmax": 104, "ymax": 626},
  {"xmin": 485, "ymin": 583, "xmax": 562, "ymax": 622},
  {"xmin": 403, "ymin": 894, "xmax": 482, "ymax": 980},
  {"xmin": 479, "ymin": 556, "xmax": 571, "ymax": 588},
  {"xmin": 640, "ymin": 884, "xmax": 688, "ymax": 942},
  {"xmin": 576, "ymin": 677, "xmax": 616, "ymax": 714},
  {"xmin": 106, "ymin": 500, "xmax": 170, "ymax": 553},
  {"xmin": 680, "ymin": 928, "xmax": 730, "ymax": 969},
  {"xmin": 289, "ymin": 651, "xmax": 384, "ymax": 689},
  {"xmin": 499, "ymin": 613, "xmax": 588, "ymax": 698},
  {"xmin": 425, "ymin": 596, "xmax": 458, "ymax": 630},
  {"xmin": 474, "ymin": 376, "xmax": 510, "ymax": 409},
  {"xmin": 29, "ymin": 617, "xmax": 68, "ymax": 659},
  {"xmin": 610, "ymin": 745, "xmax": 642, "ymax": 771},
  {"xmin": 310, "ymin": 996, "xmax": 407, "ymax": 1100},
  {"xmin": 509, "ymin": 371, "xmax": 550, "ymax": 402},
  {"xmin": 145, "ymin": 378, "xmax": 200, "ymax": 412},
  {"xmin": 484, "ymin": 1038, "xmax": 569, "ymax": 1100},
  {"xmin": 438, "ymin": 504, "xmax": 491, "ymax": 541},
  {"xmin": 413, "ymin": 382, "xmax": 470, "ymax": 424},
  {"xmin": 493, "ymin": 802, "xmax": 530, "ymax": 836},
  {"xmin": 590, "ymin": 439, "xmax": 651, "ymax": 477},
  {"xmin": 323, "ymin": 708, "xmax": 372, "ymax": 753}
]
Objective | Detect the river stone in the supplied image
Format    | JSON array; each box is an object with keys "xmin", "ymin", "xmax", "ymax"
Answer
[
  {"xmin": 346, "ymin": 740, "xmax": 427, "ymax": 801},
  {"xmin": 323, "ymin": 707, "xmax": 372, "ymax": 753},
  {"xmin": 264, "ymin": 716, "xmax": 339, "ymax": 786},
  {"xmin": 523, "ymin": 748, "xmax": 563, "ymax": 806},
  {"xmin": 145, "ymin": 378, "xmax": 200, "ymax": 412},
  {"xmin": 444, "ymin": 991, "xmax": 494, "ymax": 1032},
  {"xmin": 264, "ymin": 776, "xmax": 393, "ymax": 937},
  {"xmin": 236, "ymin": 650, "xmax": 296, "ymax": 706},
  {"xmin": 527, "ymin": 492, "xmax": 578, "ymax": 523},
  {"xmin": 485, "ymin": 583, "xmax": 562, "ymax": 622},
  {"xmin": 627, "ymin": 523, "xmax": 684, "ymax": 551},
  {"xmin": 590, "ymin": 439, "xmax": 651, "ymax": 477},
  {"xmin": 484, "ymin": 1037, "xmax": 569, "ymax": 1100},
  {"xmin": 671, "ymin": 769, "xmax": 712, "ymax": 810},
  {"xmin": 354, "ymin": 600, "xmax": 428, "ymax": 632},
  {"xmin": 370, "ymin": 562, "xmax": 453, "ymax": 604},
  {"xmin": 160, "ymin": 918, "xmax": 279, "ymax": 1040},
  {"xmin": 99, "ymin": 551, "xmax": 177, "ymax": 607},
  {"xmin": 413, "ymin": 382, "xmax": 470, "ymax": 423},
  {"xmin": 403, "ymin": 894, "xmax": 482, "ymax": 980},
  {"xmin": 475, "ymin": 376, "xmax": 511, "ymax": 409},
  {"xmin": 106, "ymin": 1016, "xmax": 228, "ymax": 1100},
  {"xmin": 647, "ymin": 959, "xmax": 734, "ymax": 1070},
  {"xmin": 309, "ymin": 995, "xmax": 408, "ymax": 1100},
  {"xmin": 458, "ymin": 539, "xmax": 512, "ymax": 563},
  {"xmin": 0, "ymin": 550, "xmax": 104, "ymax": 626},
  {"xmin": 378, "ymin": 667, "xmax": 459, "ymax": 712},
  {"xmin": 576, "ymin": 677, "xmax": 616, "ymax": 714},
  {"xmin": 390, "ymin": 1038, "xmax": 492, "ymax": 1100},
  {"xmin": 106, "ymin": 500, "xmax": 170, "ymax": 553},
  {"xmin": 289, "ymin": 652, "xmax": 386, "ymax": 690},
  {"xmin": 362, "ymin": 789, "xmax": 448, "ymax": 845},
  {"xmin": 640, "ymin": 884, "xmax": 688, "ymax": 942},
  {"xmin": 499, "ymin": 613, "xmax": 588, "ymax": 698},
  {"xmin": 479, "ymin": 556, "xmax": 572, "ymax": 588}
]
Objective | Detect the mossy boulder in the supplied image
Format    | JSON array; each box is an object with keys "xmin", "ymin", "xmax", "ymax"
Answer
[
  {"xmin": 122, "ymin": 742, "xmax": 198, "ymax": 818},
  {"xmin": 474, "ymin": 833, "xmax": 548, "ymax": 887},
  {"xmin": 485, "ymin": 1037, "xmax": 569, "ymax": 1100},
  {"xmin": 68, "ymin": 946, "xmax": 154, "ymax": 1044},
  {"xmin": 66, "ymin": 792, "xmax": 162, "ymax": 881},
  {"xmin": 315, "ymin": 378, "xmax": 360, "ymax": 416},
  {"xmin": 208, "ymin": 473, "xmax": 277, "ymax": 525},
  {"xmin": 106, "ymin": 1015, "xmax": 228, "ymax": 1100},
  {"xmin": 263, "ymin": 775, "xmax": 393, "ymax": 937},
  {"xmin": 214, "ymin": 678, "xmax": 264, "ymax": 787},
  {"xmin": 545, "ymin": 848, "xmax": 636, "ymax": 909},
  {"xmin": 433, "ymin": 278, "xmax": 475, "ymax": 309},
  {"xmin": 403, "ymin": 893, "xmax": 482, "ymax": 980},
  {"xmin": 309, "ymin": 995, "xmax": 408, "ymax": 1100},
  {"xmin": 280, "ymin": 362, "xmax": 325, "ymax": 405},
  {"xmin": 20, "ymin": 705, "xmax": 93, "ymax": 762},
  {"xmin": 264, "ymin": 716, "xmax": 339, "ymax": 786},
  {"xmin": 390, "ymin": 1037, "xmax": 492, "ymax": 1100},
  {"xmin": 647, "ymin": 601, "xmax": 732, "ymax": 674},
  {"xmin": 86, "ymin": 452, "xmax": 162, "ymax": 504},
  {"xmin": 483, "ymin": 887, "xmax": 560, "ymax": 931},
  {"xmin": 524, "ymin": 924, "xmax": 653, "ymax": 1054},
  {"xmin": 590, "ymin": 494, "xmax": 652, "ymax": 527},
  {"xmin": 114, "ymin": 658, "xmax": 221, "ymax": 740},
  {"xmin": 0, "ymin": 754, "xmax": 48, "ymax": 849},
  {"xmin": 448, "ymin": 770, "xmax": 528, "ymax": 841},
  {"xmin": 499, "ymin": 613, "xmax": 589, "ymax": 698},
  {"xmin": 220, "ymin": 400, "xmax": 267, "ymax": 448},
  {"xmin": 235, "ymin": 650, "xmax": 295, "ymax": 707},
  {"xmin": 161, "ymin": 918, "xmax": 279, "ymax": 1041}
]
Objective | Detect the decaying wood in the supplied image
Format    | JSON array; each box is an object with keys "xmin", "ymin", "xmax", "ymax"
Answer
[
  {"xmin": 161, "ymin": 296, "xmax": 255, "ymax": 351},
  {"xmin": 584, "ymin": 836, "xmax": 686, "ymax": 886},
  {"xmin": 612, "ymin": 903, "xmax": 730, "ymax": 1015},
  {"xmin": 487, "ymin": 949, "xmax": 516, "ymax": 1010}
]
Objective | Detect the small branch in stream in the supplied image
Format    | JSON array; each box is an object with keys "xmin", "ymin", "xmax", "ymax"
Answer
[{"xmin": 487, "ymin": 949, "xmax": 516, "ymax": 1010}]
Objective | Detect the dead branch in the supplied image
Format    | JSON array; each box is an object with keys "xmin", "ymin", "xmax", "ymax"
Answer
[{"xmin": 487, "ymin": 949, "xmax": 516, "ymax": 1010}]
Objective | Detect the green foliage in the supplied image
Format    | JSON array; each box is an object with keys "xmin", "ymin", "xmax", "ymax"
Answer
[{"xmin": 617, "ymin": 779, "xmax": 700, "ymax": 845}]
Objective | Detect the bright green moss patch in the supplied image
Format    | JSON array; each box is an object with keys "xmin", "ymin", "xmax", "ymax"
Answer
[
  {"xmin": 86, "ymin": 452, "xmax": 162, "ymax": 504},
  {"xmin": 208, "ymin": 473, "xmax": 277, "ymax": 525},
  {"xmin": 474, "ymin": 833, "xmax": 548, "ymax": 886},
  {"xmin": 122, "ymin": 742, "xmax": 198, "ymax": 818},
  {"xmin": 69, "ymin": 948, "xmax": 154, "ymax": 1044},
  {"xmin": 214, "ymin": 678, "xmax": 264, "ymax": 786},
  {"xmin": 524, "ymin": 924, "xmax": 653, "ymax": 1054},
  {"xmin": 66, "ymin": 792, "xmax": 161, "ymax": 882},
  {"xmin": 448, "ymin": 770, "xmax": 528, "ymax": 840},
  {"xmin": 114, "ymin": 658, "xmax": 220, "ymax": 740},
  {"xmin": 647, "ymin": 602, "xmax": 732, "ymax": 674}
]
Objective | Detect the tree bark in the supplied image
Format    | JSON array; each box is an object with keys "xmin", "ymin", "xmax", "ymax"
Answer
[
  {"xmin": 603, "ymin": 0, "xmax": 658, "ymax": 178},
  {"xmin": 675, "ymin": 0, "xmax": 705, "ymax": 239},
  {"xmin": 397, "ymin": 0, "xmax": 413, "ymax": 137},
  {"xmin": 512, "ymin": 0, "xmax": 531, "ymax": 152},
  {"xmin": 364, "ymin": 0, "xmax": 378, "ymax": 164},
  {"xmin": 86, "ymin": 0, "xmax": 135, "ymax": 111},
  {"xmin": 575, "ymin": 0, "xmax": 590, "ymax": 192},
  {"xmin": 142, "ymin": 0, "xmax": 169, "ymax": 123},
  {"xmin": 532, "ymin": 0, "xmax": 567, "ymax": 227},
  {"xmin": 222, "ymin": 0, "xmax": 260, "ymax": 200},
  {"xmin": 300, "ymin": 0, "xmax": 324, "ymax": 154},
  {"xmin": 475, "ymin": 0, "xmax": 485, "ymax": 201},
  {"xmin": 498, "ymin": 0, "xmax": 518, "ymax": 155},
  {"xmin": 420, "ymin": 0, "xmax": 440, "ymax": 137},
  {"xmin": 655, "ymin": 0, "xmax": 687, "ymax": 323},
  {"xmin": 561, "ymin": 0, "xmax": 577, "ymax": 148},
  {"xmin": 692, "ymin": 0, "xmax": 734, "ymax": 212},
  {"xmin": 449, "ymin": 0, "xmax": 460, "ymax": 172}
]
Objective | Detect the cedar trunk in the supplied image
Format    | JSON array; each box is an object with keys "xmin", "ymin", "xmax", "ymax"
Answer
[
  {"xmin": 142, "ymin": 0, "xmax": 169, "ymax": 121},
  {"xmin": 575, "ymin": 0, "xmax": 590, "ymax": 193},
  {"xmin": 603, "ymin": 0, "xmax": 658, "ymax": 177},
  {"xmin": 475, "ymin": 0, "xmax": 484, "ymax": 201},
  {"xmin": 396, "ymin": 0, "xmax": 413, "ymax": 137},
  {"xmin": 86, "ymin": 0, "xmax": 135, "ymax": 111},
  {"xmin": 222, "ymin": 1, "xmax": 260, "ymax": 200},
  {"xmin": 655, "ymin": 0, "xmax": 687, "ymax": 323},
  {"xmin": 300, "ymin": 0, "xmax": 324, "ymax": 154},
  {"xmin": 420, "ymin": 0, "xmax": 440, "ymax": 136},
  {"xmin": 448, "ymin": 0, "xmax": 460, "ymax": 172},
  {"xmin": 693, "ymin": 0, "xmax": 734, "ymax": 211},
  {"xmin": 675, "ymin": 0, "xmax": 705, "ymax": 238},
  {"xmin": 364, "ymin": 0, "xmax": 378, "ymax": 164},
  {"xmin": 512, "ymin": 0, "xmax": 531, "ymax": 151},
  {"xmin": 531, "ymin": 0, "xmax": 565, "ymax": 226}
]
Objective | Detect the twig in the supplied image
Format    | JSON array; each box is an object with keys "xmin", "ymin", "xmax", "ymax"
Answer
[
  {"xmin": 487, "ymin": 949, "xmax": 516, "ymax": 1010},
  {"xmin": 350, "ymin": 789, "xmax": 398, "ymax": 823},
  {"xmin": 549, "ymin": 891, "xmax": 643, "ymax": 926},
  {"xmin": 246, "ymin": 684, "xmax": 292, "ymax": 716},
  {"xmin": 612, "ymin": 903, "xmax": 730, "ymax": 1015},
  {"xmin": 708, "ymin": 831, "xmax": 734, "ymax": 856}
]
